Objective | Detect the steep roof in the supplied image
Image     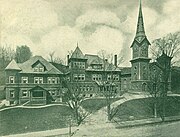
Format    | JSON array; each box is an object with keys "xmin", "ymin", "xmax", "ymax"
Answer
[
  {"xmin": 85, "ymin": 54, "xmax": 121, "ymax": 72},
  {"xmin": 135, "ymin": 0, "xmax": 145, "ymax": 39},
  {"xmin": 18, "ymin": 56, "xmax": 63, "ymax": 74},
  {"xmin": 71, "ymin": 46, "xmax": 85, "ymax": 59},
  {"xmin": 85, "ymin": 54, "xmax": 103, "ymax": 65},
  {"xmin": 5, "ymin": 60, "xmax": 21, "ymax": 71},
  {"xmin": 120, "ymin": 67, "xmax": 131, "ymax": 75},
  {"xmin": 50, "ymin": 62, "xmax": 70, "ymax": 74},
  {"xmin": 131, "ymin": 0, "xmax": 150, "ymax": 47}
]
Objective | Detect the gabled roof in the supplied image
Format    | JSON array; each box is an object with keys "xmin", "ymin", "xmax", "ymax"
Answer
[
  {"xmin": 71, "ymin": 46, "xmax": 85, "ymax": 59},
  {"xmin": 29, "ymin": 85, "xmax": 47, "ymax": 92},
  {"xmin": 85, "ymin": 54, "xmax": 103, "ymax": 65},
  {"xmin": 18, "ymin": 56, "xmax": 63, "ymax": 74},
  {"xmin": 50, "ymin": 62, "xmax": 70, "ymax": 74},
  {"xmin": 5, "ymin": 59, "xmax": 21, "ymax": 71},
  {"xmin": 85, "ymin": 54, "xmax": 121, "ymax": 72},
  {"xmin": 149, "ymin": 61, "xmax": 164, "ymax": 71},
  {"xmin": 120, "ymin": 67, "xmax": 131, "ymax": 75}
]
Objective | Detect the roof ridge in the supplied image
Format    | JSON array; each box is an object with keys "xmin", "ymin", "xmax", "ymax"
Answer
[{"xmin": 5, "ymin": 59, "xmax": 21, "ymax": 70}]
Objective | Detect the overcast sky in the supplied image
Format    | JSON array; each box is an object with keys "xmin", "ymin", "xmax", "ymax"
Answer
[{"xmin": 0, "ymin": 0, "xmax": 180, "ymax": 66}]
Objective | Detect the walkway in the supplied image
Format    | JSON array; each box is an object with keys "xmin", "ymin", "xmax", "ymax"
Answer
[
  {"xmin": 2, "ymin": 93, "xmax": 179, "ymax": 137},
  {"xmin": 73, "ymin": 92, "xmax": 150, "ymax": 136}
]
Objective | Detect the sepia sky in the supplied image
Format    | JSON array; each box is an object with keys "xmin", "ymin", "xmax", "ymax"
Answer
[{"xmin": 0, "ymin": 0, "xmax": 180, "ymax": 66}]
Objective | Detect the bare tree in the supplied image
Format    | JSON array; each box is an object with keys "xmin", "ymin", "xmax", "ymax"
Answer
[
  {"xmin": 63, "ymin": 80, "xmax": 89, "ymax": 125},
  {"xmin": 150, "ymin": 32, "xmax": 180, "ymax": 121},
  {"xmin": 148, "ymin": 66, "xmax": 163, "ymax": 118},
  {"xmin": 0, "ymin": 46, "xmax": 16, "ymax": 85},
  {"xmin": 151, "ymin": 32, "xmax": 180, "ymax": 65},
  {"xmin": 48, "ymin": 51, "xmax": 55, "ymax": 63},
  {"xmin": 0, "ymin": 46, "xmax": 16, "ymax": 69},
  {"xmin": 48, "ymin": 51, "xmax": 64, "ymax": 64},
  {"xmin": 97, "ymin": 50, "xmax": 123, "ymax": 121},
  {"xmin": 62, "ymin": 56, "xmax": 89, "ymax": 125}
]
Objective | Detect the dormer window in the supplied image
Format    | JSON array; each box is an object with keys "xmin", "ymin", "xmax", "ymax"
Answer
[
  {"xmin": 91, "ymin": 64, "xmax": 102, "ymax": 69},
  {"xmin": 32, "ymin": 61, "xmax": 46, "ymax": 72},
  {"xmin": 34, "ymin": 66, "xmax": 44, "ymax": 72},
  {"xmin": 34, "ymin": 68, "xmax": 38, "ymax": 72},
  {"xmin": 39, "ymin": 67, "xmax": 44, "ymax": 72}
]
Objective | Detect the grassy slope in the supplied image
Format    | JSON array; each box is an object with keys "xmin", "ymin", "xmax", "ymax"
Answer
[
  {"xmin": 114, "ymin": 96, "xmax": 180, "ymax": 121},
  {"xmin": 81, "ymin": 98, "xmax": 121, "ymax": 113},
  {"xmin": 0, "ymin": 105, "xmax": 73, "ymax": 136}
]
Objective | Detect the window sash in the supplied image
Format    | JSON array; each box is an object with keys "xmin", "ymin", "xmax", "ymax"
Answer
[
  {"xmin": 9, "ymin": 76, "xmax": 15, "ymax": 84},
  {"xmin": 34, "ymin": 77, "xmax": 43, "ymax": 84},
  {"xmin": 10, "ymin": 90, "xmax": 15, "ymax": 98},
  {"xmin": 22, "ymin": 90, "xmax": 28, "ymax": 97},
  {"xmin": 21, "ymin": 77, "xmax": 28, "ymax": 83}
]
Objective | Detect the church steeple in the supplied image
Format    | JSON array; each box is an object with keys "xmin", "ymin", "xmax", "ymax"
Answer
[
  {"xmin": 136, "ymin": 0, "xmax": 145, "ymax": 38},
  {"xmin": 131, "ymin": 0, "xmax": 150, "ymax": 47}
]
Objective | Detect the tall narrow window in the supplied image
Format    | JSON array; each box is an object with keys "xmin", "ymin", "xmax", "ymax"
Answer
[
  {"xmin": 73, "ymin": 74, "xmax": 78, "ymax": 81},
  {"xmin": 48, "ymin": 77, "xmax": 51, "ymax": 83},
  {"xmin": 22, "ymin": 90, "xmax": 28, "ymax": 97},
  {"xmin": 107, "ymin": 75, "xmax": 111, "ymax": 81},
  {"xmin": 21, "ymin": 77, "xmax": 28, "ymax": 84},
  {"xmin": 10, "ymin": 90, "xmax": 15, "ymax": 98},
  {"xmin": 34, "ymin": 77, "xmax": 39, "ymax": 84},
  {"xmin": 113, "ymin": 75, "xmax": 119, "ymax": 81},
  {"xmin": 34, "ymin": 77, "xmax": 43, "ymax": 84},
  {"xmin": 9, "ymin": 76, "xmax": 15, "ymax": 84},
  {"xmin": 39, "ymin": 77, "xmax": 43, "ymax": 84}
]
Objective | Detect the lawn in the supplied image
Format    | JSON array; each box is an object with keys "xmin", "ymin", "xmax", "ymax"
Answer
[
  {"xmin": 114, "ymin": 96, "xmax": 180, "ymax": 121},
  {"xmin": 81, "ymin": 97, "xmax": 121, "ymax": 113},
  {"xmin": 0, "ymin": 105, "xmax": 74, "ymax": 136}
]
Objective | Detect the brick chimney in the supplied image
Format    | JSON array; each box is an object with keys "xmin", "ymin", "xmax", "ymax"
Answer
[
  {"xmin": 114, "ymin": 55, "xmax": 117, "ymax": 67},
  {"xmin": 67, "ymin": 55, "xmax": 69, "ymax": 66}
]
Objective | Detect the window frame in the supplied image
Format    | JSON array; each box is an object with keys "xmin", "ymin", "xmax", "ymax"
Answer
[
  {"xmin": 21, "ymin": 77, "xmax": 28, "ymax": 84},
  {"xmin": 10, "ymin": 90, "xmax": 15, "ymax": 98},
  {"xmin": 34, "ymin": 77, "xmax": 43, "ymax": 84},
  {"xmin": 22, "ymin": 90, "xmax": 28, "ymax": 97},
  {"xmin": 9, "ymin": 76, "xmax": 15, "ymax": 84}
]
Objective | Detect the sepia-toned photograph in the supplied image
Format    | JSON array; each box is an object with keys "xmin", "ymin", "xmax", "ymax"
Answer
[{"xmin": 0, "ymin": 0, "xmax": 180, "ymax": 136}]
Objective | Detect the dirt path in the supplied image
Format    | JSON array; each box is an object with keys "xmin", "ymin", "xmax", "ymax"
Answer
[{"xmin": 73, "ymin": 92, "xmax": 149, "ymax": 136}]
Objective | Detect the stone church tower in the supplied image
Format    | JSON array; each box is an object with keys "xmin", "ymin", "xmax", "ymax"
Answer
[{"xmin": 130, "ymin": 0, "xmax": 151, "ymax": 92}]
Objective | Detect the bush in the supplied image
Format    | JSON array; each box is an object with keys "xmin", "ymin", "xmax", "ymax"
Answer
[{"xmin": 0, "ymin": 86, "xmax": 5, "ymax": 100}]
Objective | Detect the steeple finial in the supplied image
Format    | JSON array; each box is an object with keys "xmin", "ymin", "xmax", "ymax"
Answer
[
  {"xmin": 136, "ymin": 0, "xmax": 145, "ymax": 38},
  {"xmin": 77, "ymin": 42, "xmax": 79, "ymax": 47}
]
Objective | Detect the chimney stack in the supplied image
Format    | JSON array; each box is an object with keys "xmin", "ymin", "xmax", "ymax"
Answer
[
  {"xmin": 67, "ymin": 55, "xmax": 69, "ymax": 66},
  {"xmin": 114, "ymin": 55, "xmax": 117, "ymax": 67}
]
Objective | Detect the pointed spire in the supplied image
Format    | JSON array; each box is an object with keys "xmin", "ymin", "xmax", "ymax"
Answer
[
  {"xmin": 71, "ymin": 45, "xmax": 85, "ymax": 59},
  {"xmin": 136, "ymin": 0, "xmax": 145, "ymax": 38}
]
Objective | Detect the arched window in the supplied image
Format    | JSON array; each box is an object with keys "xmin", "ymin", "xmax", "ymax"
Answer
[
  {"xmin": 142, "ymin": 83, "xmax": 147, "ymax": 91},
  {"xmin": 134, "ymin": 73, "xmax": 137, "ymax": 80}
]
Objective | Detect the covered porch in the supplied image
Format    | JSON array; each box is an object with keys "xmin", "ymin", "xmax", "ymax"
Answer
[{"xmin": 29, "ymin": 86, "xmax": 49, "ymax": 105}]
